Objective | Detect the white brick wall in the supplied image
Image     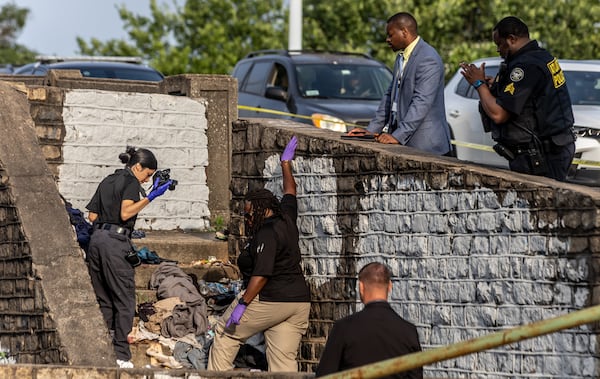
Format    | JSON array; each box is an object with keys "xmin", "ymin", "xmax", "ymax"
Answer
[{"xmin": 58, "ymin": 89, "xmax": 210, "ymax": 230}]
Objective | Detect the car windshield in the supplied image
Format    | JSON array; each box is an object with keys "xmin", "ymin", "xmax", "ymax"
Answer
[
  {"xmin": 75, "ymin": 66, "xmax": 164, "ymax": 81},
  {"xmin": 295, "ymin": 64, "xmax": 392, "ymax": 100},
  {"xmin": 14, "ymin": 63, "xmax": 164, "ymax": 82}
]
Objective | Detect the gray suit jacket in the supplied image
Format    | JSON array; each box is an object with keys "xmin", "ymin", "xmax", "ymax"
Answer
[{"xmin": 368, "ymin": 38, "xmax": 451, "ymax": 155}]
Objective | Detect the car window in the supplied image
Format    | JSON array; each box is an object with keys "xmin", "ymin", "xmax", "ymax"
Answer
[
  {"xmin": 457, "ymin": 65, "xmax": 500, "ymax": 99},
  {"xmin": 232, "ymin": 61, "xmax": 252, "ymax": 90},
  {"xmin": 565, "ymin": 71, "xmax": 600, "ymax": 106},
  {"xmin": 295, "ymin": 64, "xmax": 391, "ymax": 100},
  {"xmin": 243, "ymin": 61, "xmax": 272, "ymax": 95},
  {"xmin": 74, "ymin": 67, "xmax": 163, "ymax": 81},
  {"xmin": 269, "ymin": 63, "xmax": 289, "ymax": 91}
]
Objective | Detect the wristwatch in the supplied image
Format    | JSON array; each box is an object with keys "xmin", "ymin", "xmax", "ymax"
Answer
[
  {"xmin": 472, "ymin": 79, "xmax": 485, "ymax": 89},
  {"xmin": 238, "ymin": 297, "xmax": 248, "ymax": 306}
]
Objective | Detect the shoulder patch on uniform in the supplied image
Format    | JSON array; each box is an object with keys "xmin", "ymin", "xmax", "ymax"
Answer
[
  {"xmin": 504, "ymin": 82, "xmax": 515, "ymax": 95},
  {"xmin": 510, "ymin": 67, "xmax": 524, "ymax": 82},
  {"xmin": 256, "ymin": 243, "xmax": 264, "ymax": 254}
]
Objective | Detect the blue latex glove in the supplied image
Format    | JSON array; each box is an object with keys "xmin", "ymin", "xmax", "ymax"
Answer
[
  {"xmin": 226, "ymin": 304, "xmax": 247, "ymax": 327},
  {"xmin": 147, "ymin": 178, "xmax": 172, "ymax": 202},
  {"xmin": 281, "ymin": 136, "xmax": 298, "ymax": 161}
]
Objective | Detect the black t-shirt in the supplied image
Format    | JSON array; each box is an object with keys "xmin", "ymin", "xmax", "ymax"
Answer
[
  {"xmin": 243, "ymin": 194, "xmax": 310, "ymax": 302},
  {"xmin": 86, "ymin": 168, "xmax": 142, "ymax": 230}
]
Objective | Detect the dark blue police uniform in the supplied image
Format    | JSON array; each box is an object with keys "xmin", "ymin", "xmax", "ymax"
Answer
[
  {"xmin": 86, "ymin": 168, "xmax": 143, "ymax": 361},
  {"xmin": 486, "ymin": 40, "xmax": 575, "ymax": 181}
]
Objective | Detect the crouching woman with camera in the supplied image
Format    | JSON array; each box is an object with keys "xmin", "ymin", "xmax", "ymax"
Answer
[{"xmin": 85, "ymin": 146, "xmax": 173, "ymax": 368}]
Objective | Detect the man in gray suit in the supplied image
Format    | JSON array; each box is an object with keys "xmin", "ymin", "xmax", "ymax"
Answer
[{"xmin": 348, "ymin": 12, "xmax": 451, "ymax": 156}]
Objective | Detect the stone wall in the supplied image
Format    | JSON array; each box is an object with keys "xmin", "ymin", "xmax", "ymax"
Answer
[
  {"xmin": 0, "ymin": 82, "xmax": 114, "ymax": 366},
  {"xmin": 230, "ymin": 118, "xmax": 600, "ymax": 379}
]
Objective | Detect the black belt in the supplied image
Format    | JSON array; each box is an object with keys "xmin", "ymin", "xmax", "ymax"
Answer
[{"xmin": 94, "ymin": 223, "xmax": 131, "ymax": 237}]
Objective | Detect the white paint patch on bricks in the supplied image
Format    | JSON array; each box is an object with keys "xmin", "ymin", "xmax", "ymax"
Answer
[{"xmin": 57, "ymin": 89, "xmax": 210, "ymax": 231}]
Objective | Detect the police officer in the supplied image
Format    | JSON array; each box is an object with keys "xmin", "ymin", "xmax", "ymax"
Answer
[
  {"xmin": 86, "ymin": 146, "xmax": 173, "ymax": 368},
  {"xmin": 460, "ymin": 16, "xmax": 575, "ymax": 181}
]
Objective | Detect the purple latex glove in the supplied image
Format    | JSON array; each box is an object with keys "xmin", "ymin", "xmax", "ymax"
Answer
[
  {"xmin": 226, "ymin": 304, "xmax": 247, "ymax": 327},
  {"xmin": 147, "ymin": 178, "xmax": 172, "ymax": 202},
  {"xmin": 281, "ymin": 136, "xmax": 298, "ymax": 161}
]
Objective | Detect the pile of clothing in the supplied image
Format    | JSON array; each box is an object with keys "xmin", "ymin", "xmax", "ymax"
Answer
[{"xmin": 129, "ymin": 261, "xmax": 265, "ymax": 370}]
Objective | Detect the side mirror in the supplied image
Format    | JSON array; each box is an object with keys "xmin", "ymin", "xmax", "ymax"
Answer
[{"xmin": 265, "ymin": 86, "xmax": 288, "ymax": 102}]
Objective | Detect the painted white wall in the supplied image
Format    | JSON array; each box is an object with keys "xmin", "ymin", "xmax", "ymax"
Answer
[{"xmin": 57, "ymin": 89, "xmax": 210, "ymax": 231}]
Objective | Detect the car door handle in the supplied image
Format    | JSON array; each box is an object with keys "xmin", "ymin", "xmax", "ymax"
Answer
[{"xmin": 449, "ymin": 109, "xmax": 460, "ymax": 118}]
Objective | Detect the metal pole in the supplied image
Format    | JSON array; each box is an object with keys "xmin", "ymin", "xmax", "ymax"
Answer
[
  {"xmin": 320, "ymin": 304, "xmax": 600, "ymax": 379},
  {"xmin": 288, "ymin": 0, "xmax": 302, "ymax": 50}
]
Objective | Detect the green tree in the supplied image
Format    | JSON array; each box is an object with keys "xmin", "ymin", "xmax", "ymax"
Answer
[
  {"xmin": 77, "ymin": 0, "xmax": 600, "ymax": 79},
  {"xmin": 304, "ymin": 0, "xmax": 600, "ymax": 79},
  {"xmin": 77, "ymin": 0, "xmax": 287, "ymax": 76},
  {"xmin": 0, "ymin": 3, "xmax": 37, "ymax": 66}
]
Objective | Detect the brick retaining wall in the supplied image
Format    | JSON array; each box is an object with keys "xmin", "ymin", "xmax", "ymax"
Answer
[{"xmin": 231, "ymin": 118, "xmax": 600, "ymax": 379}]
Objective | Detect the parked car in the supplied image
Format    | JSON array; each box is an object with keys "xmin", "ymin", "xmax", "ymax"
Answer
[
  {"xmin": 445, "ymin": 57, "xmax": 600, "ymax": 185},
  {"xmin": 13, "ymin": 56, "xmax": 164, "ymax": 82},
  {"xmin": 232, "ymin": 50, "xmax": 393, "ymax": 132}
]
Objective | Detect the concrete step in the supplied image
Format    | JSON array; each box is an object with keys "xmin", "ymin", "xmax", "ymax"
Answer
[
  {"xmin": 135, "ymin": 289, "xmax": 158, "ymax": 304},
  {"xmin": 127, "ymin": 230, "xmax": 238, "ymax": 369},
  {"xmin": 131, "ymin": 230, "xmax": 229, "ymax": 264}
]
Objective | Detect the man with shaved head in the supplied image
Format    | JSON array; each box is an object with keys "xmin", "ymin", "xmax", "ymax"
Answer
[{"xmin": 315, "ymin": 262, "xmax": 422, "ymax": 379}]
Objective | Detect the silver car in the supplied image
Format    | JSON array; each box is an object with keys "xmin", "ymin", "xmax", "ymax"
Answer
[{"xmin": 445, "ymin": 57, "xmax": 600, "ymax": 185}]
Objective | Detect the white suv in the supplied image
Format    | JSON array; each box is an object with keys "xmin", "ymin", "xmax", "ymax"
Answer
[{"xmin": 445, "ymin": 57, "xmax": 600, "ymax": 185}]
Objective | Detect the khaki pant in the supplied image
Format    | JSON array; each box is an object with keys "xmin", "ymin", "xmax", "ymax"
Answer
[{"xmin": 208, "ymin": 294, "xmax": 310, "ymax": 372}]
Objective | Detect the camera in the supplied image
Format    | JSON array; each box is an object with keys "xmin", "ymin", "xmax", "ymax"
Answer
[{"xmin": 154, "ymin": 169, "xmax": 178, "ymax": 191}]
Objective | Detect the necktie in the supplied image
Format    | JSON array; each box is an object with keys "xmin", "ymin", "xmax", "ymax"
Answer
[
  {"xmin": 390, "ymin": 52, "xmax": 404, "ymax": 131},
  {"xmin": 397, "ymin": 52, "xmax": 405, "ymax": 80}
]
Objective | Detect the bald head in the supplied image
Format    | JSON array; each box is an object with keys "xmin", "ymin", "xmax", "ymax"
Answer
[{"xmin": 358, "ymin": 262, "xmax": 392, "ymax": 303}]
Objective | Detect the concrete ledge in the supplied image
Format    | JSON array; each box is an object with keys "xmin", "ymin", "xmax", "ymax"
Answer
[
  {"xmin": 0, "ymin": 363, "xmax": 316, "ymax": 378},
  {"xmin": 133, "ymin": 231, "xmax": 229, "ymax": 264}
]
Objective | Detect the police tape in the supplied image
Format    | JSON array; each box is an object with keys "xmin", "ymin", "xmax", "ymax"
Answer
[
  {"xmin": 238, "ymin": 105, "xmax": 600, "ymax": 167},
  {"xmin": 238, "ymin": 105, "xmax": 364, "ymax": 128},
  {"xmin": 238, "ymin": 105, "xmax": 314, "ymax": 122}
]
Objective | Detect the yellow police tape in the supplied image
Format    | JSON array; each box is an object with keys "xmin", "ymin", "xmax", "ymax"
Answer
[{"xmin": 238, "ymin": 105, "xmax": 600, "ymax": 167}]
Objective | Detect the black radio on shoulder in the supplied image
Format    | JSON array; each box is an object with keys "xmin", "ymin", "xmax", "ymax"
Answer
[{"xmin": 154, "ymin": 169, "xmax": 178, "ymax": 191}]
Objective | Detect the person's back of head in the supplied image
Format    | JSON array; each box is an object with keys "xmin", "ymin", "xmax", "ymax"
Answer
[
  {"xmin": 119, "ymin": 145, "xmax": 157, "ymax": 170},
  {"xmin": 494, "ymin": 16, "xmax": 530, "ymax": 39},
  {"xmin": 358, "ymin": 262, "xmax": 392, "ymax": 303}
]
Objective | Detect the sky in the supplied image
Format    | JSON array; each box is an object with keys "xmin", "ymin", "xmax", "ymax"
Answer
[{"xmin": 1, "ymin": 0, "xmax": 171, "ymax": 57}]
